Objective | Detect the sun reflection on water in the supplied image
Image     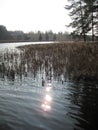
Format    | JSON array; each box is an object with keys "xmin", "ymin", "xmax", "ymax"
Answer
[
  {"xmin": 42, "ymin": 102, "xmax": 51, "ymax": 111},
  {"xmin": 41, "ymin": 82, "xmax": 52, "ymax": 112},
  {"xmin": 45, "ymin": 94, "xmax": 52, "ymax": 102},
  {"xmin": 46, "ymin": 86, "xmax": 52, "ymax": 92}
]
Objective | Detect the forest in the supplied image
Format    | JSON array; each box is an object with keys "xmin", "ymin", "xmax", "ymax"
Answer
[{"xmin": 0, "ymin": 24, "xmax": 98, "ymax": 43}]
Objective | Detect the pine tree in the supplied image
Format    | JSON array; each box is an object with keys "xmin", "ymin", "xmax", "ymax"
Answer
[{"xmin": 65, "ymin": 0, "xmax": 98, "ymax": 41}]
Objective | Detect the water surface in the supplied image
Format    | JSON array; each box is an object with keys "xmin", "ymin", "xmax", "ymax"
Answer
[{"xmin": 0, "ymin": 42, "xmax": 98, "ymax": 130}]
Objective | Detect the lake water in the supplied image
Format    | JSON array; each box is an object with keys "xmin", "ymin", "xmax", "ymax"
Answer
[
  {"xmin": 0, "ymin": 42, "xmax": 98, "ymax": 130},
  {"xmin": 0, "ymin": 41, "xmax": 54, "ymax": 48}
]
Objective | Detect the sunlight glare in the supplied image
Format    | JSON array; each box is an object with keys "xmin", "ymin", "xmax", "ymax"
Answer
[
  {"xmin": 42, "ymin": 103, "xmax": 51, "ymax": 111},
  {"xmin": 45, "ymin": 94, "xmax": 52, "ymax": 102},
  {"xmin": 46, "ymin": 86, "xmax": 52, "ymax": 92}
]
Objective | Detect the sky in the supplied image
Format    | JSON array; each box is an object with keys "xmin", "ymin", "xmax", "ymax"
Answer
[{"xmin": 0, "ymin": 0, "xmax": 71, "ymax": 33}]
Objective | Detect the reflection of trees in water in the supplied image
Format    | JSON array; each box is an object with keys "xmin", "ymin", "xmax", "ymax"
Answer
[{"xmin": 67, "ymin": 82, "xmax": 98, "ymax": 130}]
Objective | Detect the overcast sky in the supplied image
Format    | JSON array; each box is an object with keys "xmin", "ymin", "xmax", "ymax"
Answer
[{"xmin": 0, "ymin": 0, "xmax": 71, "ymax": 33}]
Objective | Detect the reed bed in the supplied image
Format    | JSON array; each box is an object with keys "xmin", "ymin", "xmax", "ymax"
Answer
[
  {"xmin": 0, "ymin": 42, "xmax": 98, "ymax": 82},
  {"xmin": 18, "ymin": 42, "xmax": 98, "ymax": 81}
]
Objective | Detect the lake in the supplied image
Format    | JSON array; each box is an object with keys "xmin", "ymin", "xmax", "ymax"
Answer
[{"xmin": 0, "ymin": 42, "xmax": 98, "ymax": 130}]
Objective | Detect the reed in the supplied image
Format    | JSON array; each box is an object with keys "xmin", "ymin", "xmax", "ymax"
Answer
[
  {"xmin": 18, "ymin": 41, "xmax": 98, "ymax": 81},
  {"xmin": 0, "ymin": 41, "xmax": 98, "ymax": 82}
]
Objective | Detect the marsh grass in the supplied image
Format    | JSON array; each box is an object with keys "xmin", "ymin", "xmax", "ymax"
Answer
[
  {"xmin": 0, "ymin": 41, "xmax": 98, "ymax": 82},
  {"xmin": 18, "ymin": 41, "xmax": 98, "ymax": 81}
]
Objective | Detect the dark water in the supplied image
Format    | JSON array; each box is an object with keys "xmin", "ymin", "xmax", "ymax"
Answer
[{"xmin": 0, "ymin": 43, "xmax": 98, "ymax": 130}]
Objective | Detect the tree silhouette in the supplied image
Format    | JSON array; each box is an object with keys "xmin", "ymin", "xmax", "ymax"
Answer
[
  {"xmin": 45, "ymin": 32, "xmax": 49, "ymax": 41},
  {"xmin": 65, "ymin": 0, "xmax": 98, "ymax": 41},
  {"xmin": 38, "ymin": 33, "xmax": 42, "ymax": 41},
  {"xmin": 53, "ymin": 34, "xmax": 56, "ymax": 41}
]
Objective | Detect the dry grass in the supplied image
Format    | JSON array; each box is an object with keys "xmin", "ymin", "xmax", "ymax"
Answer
[
  {"xmin": 18, "ymin": 41, "xmax": 98, "ymax": 81},
  {"xmin": 0, "ymin": 41, "xmax": 98, "ymax": 82}
]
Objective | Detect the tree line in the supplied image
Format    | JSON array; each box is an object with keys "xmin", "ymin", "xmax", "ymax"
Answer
[
  {"xmin": 65, "ymin": 0, "xmax": 98, "ymax": 41},
  {"xmin": 0, "ymin": 24, "xmax": 98, "ymax": 42},
  {"xmin": 0, "ymin": 25, "xmax": 71, "ymax": 42}
]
